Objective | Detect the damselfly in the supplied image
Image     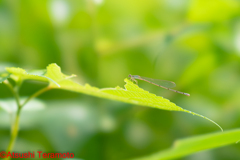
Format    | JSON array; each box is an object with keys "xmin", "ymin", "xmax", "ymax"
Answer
[{"xmin": 129, "ymin": 74, "xmax": 190, "ymax": 96}]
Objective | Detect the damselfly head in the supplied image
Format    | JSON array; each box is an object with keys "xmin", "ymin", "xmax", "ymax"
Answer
[{"xmin": 128, "ymin": 74, "xmax": 132, "ymax": 78}]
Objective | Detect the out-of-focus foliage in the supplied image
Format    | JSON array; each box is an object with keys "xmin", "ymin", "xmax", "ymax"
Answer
[
  {"xmin": 135, "ymin": 129, "xmax": 240, "ymax": 160},
  {"xmin": 1, "ymin": 0, "xmax": 240, "ymax": 159}
]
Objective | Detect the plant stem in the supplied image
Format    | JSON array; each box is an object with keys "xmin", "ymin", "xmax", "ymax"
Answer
[
  {"xmin": 3, "ymin": 80, "xmax": 22, "ymax": 160},
  {"xmin": 21, "ymin": 86, "xmax": 51, "ymax": 108},
  {"xmin": 3, "ymin": 81, "xmax": 51, "ymax": 160},
  {"xmin": 5, "ymin": 108, "xmax": 21, "ymax": 159},
  {"xmin": 3, "ymin": 80, "xmax": 21, "ymax": 108}
]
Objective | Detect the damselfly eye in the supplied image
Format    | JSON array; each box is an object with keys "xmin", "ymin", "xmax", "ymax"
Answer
[{"xmin": 128, "ymin": 74, "xmax": 132, "ymax": 77}]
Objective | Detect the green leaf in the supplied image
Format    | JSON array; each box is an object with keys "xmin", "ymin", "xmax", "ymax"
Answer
[
  {"xmin": 0, "ymin": 73, "xmax": 10, "ymax": 83},
  {"xmin": 133, "ymin": 129, "xmax": 240, "ymax": 160},
  {"xmin": 5, "ymin": 63, "xmax": 223, "ymax": 131},
  {"xmin": 6, "ymin": 67, "xmax": 48, "ymax": 82},
  {"xmin": 44, "ymin": 63, "xmax": 76, "ymax": 87},
  {"xmin": 6, "ymin": 67, "xmax": 61, "ymax": 87}
]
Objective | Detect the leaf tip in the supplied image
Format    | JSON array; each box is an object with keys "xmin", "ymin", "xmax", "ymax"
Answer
[{"xmin": 183, "ymin": 109, "xmax": 223, "ymax": 132}]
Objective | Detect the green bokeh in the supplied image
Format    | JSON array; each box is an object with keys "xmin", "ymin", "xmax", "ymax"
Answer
[{"xmin": 1, "ymin": 0, "xmax": 240, "ymax": 159}]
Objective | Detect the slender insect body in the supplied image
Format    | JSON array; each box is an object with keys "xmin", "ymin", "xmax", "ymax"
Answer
[{"xmin": 129, "ymin": 74, "xmax": 190, "ymax": 96}]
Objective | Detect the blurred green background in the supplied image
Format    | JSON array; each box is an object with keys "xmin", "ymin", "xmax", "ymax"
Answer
[{"xmin": 1, "ymin": 0, "xmax": 240, "ymax": 159}]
